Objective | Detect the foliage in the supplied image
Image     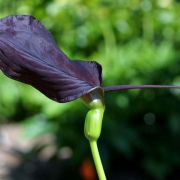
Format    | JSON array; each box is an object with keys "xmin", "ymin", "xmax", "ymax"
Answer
[{"xmin": 0, "ymin": 0, "xmax": 180, "ymax": 179}]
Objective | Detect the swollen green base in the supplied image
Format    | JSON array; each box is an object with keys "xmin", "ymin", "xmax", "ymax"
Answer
[
  {"xmin": 83, "ymin": 91, "xmax": 106, "ymax": 180},
  {"xmin": 90, "ymin": 140, "xmax": 106, "ymax": 180}
]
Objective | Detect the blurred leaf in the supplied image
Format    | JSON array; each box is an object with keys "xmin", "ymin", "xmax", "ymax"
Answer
[{"xmin": 21, "ymin": 114, "xmax": 55, "ymax": 139}]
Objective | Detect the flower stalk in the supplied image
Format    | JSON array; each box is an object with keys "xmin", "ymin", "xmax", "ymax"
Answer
[
  {"xmin": 90, "ymin": 140, "xmax": 106, "ymax": 180},
  {"xmin": 82, "ymin": 88, "xmax": 106, "ymax": 180}
]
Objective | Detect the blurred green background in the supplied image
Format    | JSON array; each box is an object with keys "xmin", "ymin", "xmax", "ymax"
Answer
[{"xmin": 0, "ymin": 0, "xmax": 180, "ymax": 179}]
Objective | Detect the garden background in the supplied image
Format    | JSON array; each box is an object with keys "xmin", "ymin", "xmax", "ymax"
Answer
[{"xmin": 0, "ymin": 0, "xmax": 180, "ymax": 179}]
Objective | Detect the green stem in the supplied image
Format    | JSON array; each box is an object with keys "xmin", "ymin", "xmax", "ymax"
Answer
[
  {"xmin": 90, "ymin": 140, "xmax": 106, "ymax": 180},
  {"xmin": 82, "ymin": 90, "xmax": 106, "ymax": 180}
]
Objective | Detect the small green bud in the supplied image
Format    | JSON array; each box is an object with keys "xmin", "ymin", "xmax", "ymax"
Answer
[{"xmin": 84, "ymin": 99, "xmax": 105, "ymax": 141}]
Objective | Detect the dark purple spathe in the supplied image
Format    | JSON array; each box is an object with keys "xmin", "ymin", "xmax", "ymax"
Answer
[
  {"xmin": 0, "ymin": 15, "xmax": 180, "ymax": 103},
  {"xmin": 0, "ymin": 15, "xmax": 102, "ymax": 103}
]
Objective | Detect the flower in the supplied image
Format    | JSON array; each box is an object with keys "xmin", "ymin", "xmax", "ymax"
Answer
[
  {"xmin": 0, "ymin": 15, "xmax": 180, "ymax": 103},
  {"xmin": 0, "ymin": 15, "xmax": 102, "ymax": 103}
]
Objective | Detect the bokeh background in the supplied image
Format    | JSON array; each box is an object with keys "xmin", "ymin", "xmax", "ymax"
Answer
[{"xmin": 0, "ymin": 0, "xmax": 180, "ymax": 179}]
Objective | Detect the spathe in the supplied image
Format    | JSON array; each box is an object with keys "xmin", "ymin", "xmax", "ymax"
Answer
[
  {"xmin": 0, "ymin": 15, "xmax": 102, "ymax": 102},
  {"xmin": 0, "ymin": 15, "xmax": 180, "ymax": 103}
]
